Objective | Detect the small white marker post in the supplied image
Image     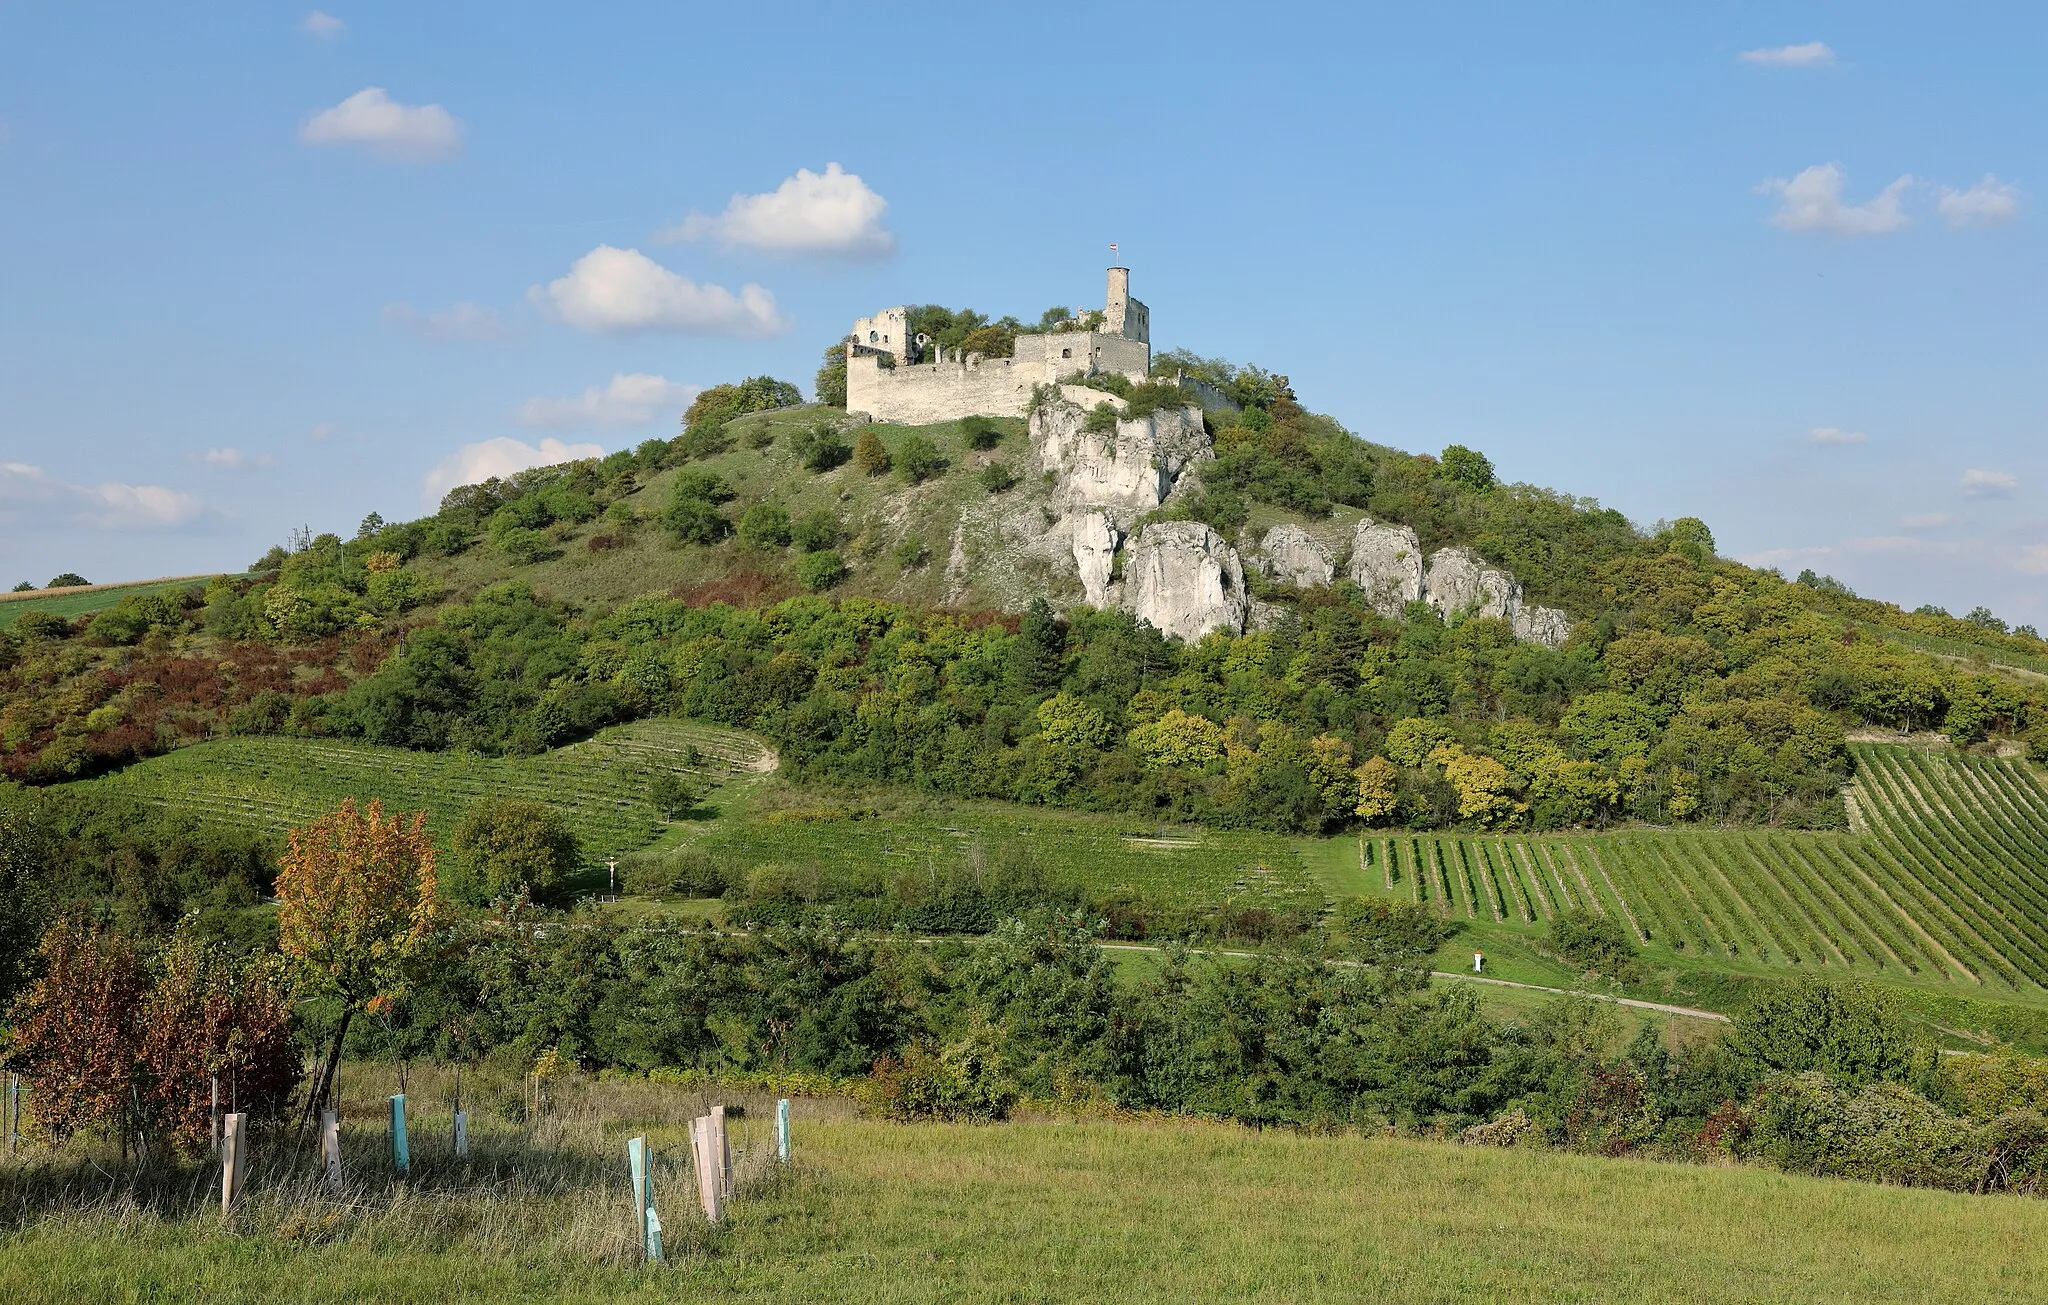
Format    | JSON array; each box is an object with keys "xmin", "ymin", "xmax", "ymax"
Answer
[
  {"xmin": 220, "ymin": 1112, "xmax": 248, "ymax": 1214},
  {"xmin": 776, "ymin": 1098, "xmax": 790, "ymax": 1166},
  {"xmin": 6, "ymin": 1072, "xmax": 21, "ymax": 1156},
  {"xmin": 453, "ymin": 1109, "xmax": 469, "ymax": 1159},
  {"xmin": 1473, "ymin": 951, "xmax": 1485, "ymax": 974},
  {"xmin": 320, "ymin": 1110, "xmax": 343, "ymax": 1194}
]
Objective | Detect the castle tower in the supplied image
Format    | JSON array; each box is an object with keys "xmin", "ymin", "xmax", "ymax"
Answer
[{"xmin": 1102, "ymin": 265, "xmax": 1149, "ymax": 345}]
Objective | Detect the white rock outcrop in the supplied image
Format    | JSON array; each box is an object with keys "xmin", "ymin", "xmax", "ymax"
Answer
[
  {"xmin": 1030, "ymin": 388, "xmax": 1209, "ymax": 514},
  {"xmin": 1068, "ymin": 510, "xmax": 1121, "ymax": 607},
  {"xmin": 1513, "ymin": 604, "xmax": 1573, "ymax": 647},
  {"xmin": 1123, "ymin": 521, "xmax": 1248, "ymax": 643},
  {"xmin": 1256, "ymin": 524, "xmax": 1334, "ymax": 588},
  {"xmin": 1347, "ymin": 519, "xmax": 1425, "ymax": 617},
  {"xmin": 1422, "ymin": 547, "xmax": 1517, "ymax": 621}
]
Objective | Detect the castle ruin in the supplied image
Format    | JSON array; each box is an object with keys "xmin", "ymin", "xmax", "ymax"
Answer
[{"xmin": 846, "ymin": 267, "xmax": 1152, "ymax": 425}]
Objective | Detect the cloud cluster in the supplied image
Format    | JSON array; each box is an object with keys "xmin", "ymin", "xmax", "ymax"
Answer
[
  {"xmin": 192, "ymin": 448, "xmax": 276, "ymax": 471},
  {"xmin": 0, "ymin": 462, "xmax": 206, "ymax": 530},
  {"xmin": 1759, "ymin": 164, "xmax": 1913, "ymax": 235},
  {"xmin": 1809, "ymin": 427, "xmax": 1868, "ymax": 446},
  {"xmin": 421, "ymin": 437, "xmax": 605, "ymax": 505},
  {"xmin": 300, "ymin": 88, "xmax": 463, "ymax": 161},
  {"xmin": 659, "ymin": 163, "xmax": 894, "ymax": 258},
  {"xmin": 1739, "ymin": 42, "xmax": 1835, "ymax": 67},
  {"xmin": 535, "ymin": 246, "xmax": 786, "ymax": 336},
  {"xmin": 1759, "ymin": 164, "xmax": 2022, "ymax": 236},
  {"xmin": 381, "ymin": 300, "xmax": 510, "ymax": 340},
  {"xmin": 518, "ymin": 374, "xmax": 701, "ymax": 429},
  {"xmin": 1960, "ymin": 468, "xmax": 2019, "ymax": 498},
  {"xmin": 1937, "ymin": 176, "xmax": 2022, "ymax": 229},
  {"xmin": 302, "ymin": 11, "xmax": 343, "ymax": 38}
]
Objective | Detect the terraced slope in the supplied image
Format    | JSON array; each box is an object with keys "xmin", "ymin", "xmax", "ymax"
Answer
[
  {"xmin": 82, "ymin": 719, "xmax": 771, "ymax": 869},
  {"xmin": 1358, "ymin": 745, "xmax": 2048, "ymax": 991}
]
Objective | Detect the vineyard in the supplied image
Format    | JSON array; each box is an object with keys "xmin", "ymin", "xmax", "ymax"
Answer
[
  {"xmin": 1353, "ymin": 744, "xmax": 2048, "ymax": 992},
  {"xmin": 81, "ymin": 719, "xmax": 772, "ymax": 869},
  {"xmin": 693, "ymin": 801, "xmax": 1320, "ymax": 910}
]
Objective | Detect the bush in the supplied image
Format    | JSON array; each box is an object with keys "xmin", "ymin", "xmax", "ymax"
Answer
[
  {"xmin": 895, "ymin": 536, "xmax": 931, "ymax": 570},
  {"xmin": 1330, "ymin": 897, "xmax": 1458, "ymax": 972},
  {"xmin": 791, "ymin": 423, "xmax": 851, "ymax": 472},
  {"xmin": 1727, "ymin": 979, "xmax": 1917, "ymax": 1088},
  {"xmin": 1547, "ymin": 907, "xmax": 1639, "ymax": 978},
  {"xmin": 853, "ymin": 430, "xmax": 890, "ymax": 477},
  {"xmin": 792, "ymin": 510, "xmax": 843, "ymax": 553},
  {"xmin": 448, "ymin": 799, "xmax": 581, "ymax": 906},
  {"xmin": 862, "ymin": 1015, "xmax": 1015, "ymax": 1122},
  {"xmin": 47, "ymin": 573, "xmax": 88, "ymax": 589},
  {"xmin": 795, "ymin": 550, "xmax": 847, "ymax": 591},
  {"xmin": 495, "ymin": 527, "xmax": 549, "ymax": 565},
  {"xmin": 620, "ymin": 847, "xmax": 729, "ymax": 897},
  {"xmin": 897, "ymin": 435, "xmax": 946, "ymax": 484},
  {"xmin": 978, "ymin": 461, "xmax": 1018, "ymax": 494},
  {"xmin": 960, "ymin": 416, "xmax": 1003, "ymax": 450},
  {"xmin": 738, "ymin": 502, "xmax": 793, "ymax": 549}
]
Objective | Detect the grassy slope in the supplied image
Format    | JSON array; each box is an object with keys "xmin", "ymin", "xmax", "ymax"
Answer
[
  {"xmin": 7, "ymin": 1069, "xmax": 2048, "ymax": 1304},
  {"xmin": 407, "ymin": 406, "xmax": 1066, "ymax": 614},
  {"xmin": 0, "ymin": 576, "xmax": 223, "ymax": 630}
]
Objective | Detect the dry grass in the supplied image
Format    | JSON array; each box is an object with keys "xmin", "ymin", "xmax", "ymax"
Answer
[{"xmin": 7, "ymin": 1064, "xmax": 2048, "ymax": 1302}]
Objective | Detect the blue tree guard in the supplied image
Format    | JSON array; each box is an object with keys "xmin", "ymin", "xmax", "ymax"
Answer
[{"xmin": 628, "ymin": 1135, "xmax": 664, "ymax": 1264}]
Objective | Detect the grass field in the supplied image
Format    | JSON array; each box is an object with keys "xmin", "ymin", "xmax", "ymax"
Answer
[
  {"xmin": 0, "ymin": 575, "xmax": 222, "ymax": 630},
  {"xmin": 80, "ymin": 719, "xmax": 771, "ymax": 873},
  {"xmin": 6, "ymin": 1067, "xmax": 2048, "ymax": 1303}
]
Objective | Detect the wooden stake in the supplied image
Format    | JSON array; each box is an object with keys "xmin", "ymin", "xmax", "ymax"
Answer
[
  {"xmin": 220, "ymin": 1112, "xmax": 248, "ymax": 1214},
  {"xmin": 320, "ymin": 1110, "xmax": 343, "ymax": 1194},
  {"xmin": 690, "ymin": 1117, "xmax": 723, "ymax": 1224},
  {"xmin": 210, "ymin": 1074, "xmax": 220, "ymax": 1157},
  {"xmin": 711, "ymin": 1104, "xmax": 730, "ymax": 1197}
]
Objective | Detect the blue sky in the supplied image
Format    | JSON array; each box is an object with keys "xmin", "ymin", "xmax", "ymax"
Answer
[{"xmin": 2, "ymin": 2, "xmax": 2041, "ymax": 624}]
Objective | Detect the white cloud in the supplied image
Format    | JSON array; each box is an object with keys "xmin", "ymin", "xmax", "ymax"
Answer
[
  {"xmin": 309, "ymin": 423, "xmax": 336, "ymax": 442},
  {"xmin": 518, "ymin": 374, "xmax": 701, "ymax": 429},
  {"xmin": 1960, "ymin": 468, "xmax": 2019, "ymax": 498},
  {"xmin": 421, "ymin": 437, "xmax": 604, "ymax": 505},
  {"xmin": 1809, "ymin": 427, "xmax": 1868, "ymax": 445},
  {"xmin": 1901, "ymin": 513, "xmax": 1955, "ymax": 529},
  {"xmin": 191, "ymin": 447, "xmax": 276, "ymax": 471},
  {"xmin": 1937, "ymin": 175, "xmax": 2021, "ymax": 229},
  {"xmin": 1739, "ymin": 42, "xmax": 1835, "ymax": 67},
  {"xmin": 658, "ymin": 163, "xmax": 895, "ymax": 258},
  {"xmin": 0, "ymin": 462, "xmax": 207, "ymax": 530},
  {"xmin": 299, "ymin": 88, "xmax": 462, "ymax": 161},
  {"xmin": 1759, "ymin": 164, "xmax": 1913, "ymax": 235},
  {"xmin": 381, "ymin": 300, "xmax": 510, "ymax": 340},
  {"xmin": 302, "ymin": 11, "xmax": 343, "ymax": 38},
  {"xmin": 534, "ymin": 245, "xmax": 786, "ymax": 336}
]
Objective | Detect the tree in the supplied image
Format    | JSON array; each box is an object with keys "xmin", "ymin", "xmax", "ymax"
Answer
[
  {"xmin": 979, "ymin": 461, "xmax": 1018, "ymax": 494},
  {"xmin": 1353, "ymin": 756, "xmax": 1400, "ymax": 823},
  {"xmin": 1437, "ymin": 445, "xmax": 1496, "ymax": 493},
  {"xmin": 136, "ymin": 933, "xmax": 300, "ymax": 1153},
  {"xmin": 276, "ymin": 799, "xmax": 442, "ymax": 1119},
  {"xmin": 853, "ymin": 429, "xmax": 890, "ymax": 477},
  {"xmin": 791, "ymin": 423, "xmax": 851, "ymax": 472},
  {"xmin": 2, "ymin": 911, "xmax": 149, "ymax": 1149},
  {"xmin": 738, "ymin": 502, "xmax": 793, "ymax": 548},
  {"xmin": 897, "ymin": 434, "xmax": 942, "ymax": 485},
  {"xmin": 791, "ymin": 509, "xmax": 842, "ymax": 553},
  {"xmin": 795, "ymin": 550, "xmax": 847, "ymax": 591},
  {"xmin": 959, "ymin": 416, "xmax": 1004, "ymax": 450},
  {"xmin": 663, "ymin": 480, "xmax": 731, "ymax": 545},
  {"xmin": 649, "ymin": 771, "xmax": 699, "ymax": 821},
  {"xmin": 1726, "ymin": 979, "xmax": 1916, "ymax": 1089},
  {"xmin": 356, "ymin": 511, "xmax": 386, "ymax": 539},
  {"xmin": 47, "ymin": 573, "xmax": 88, "ymax": 589},
  {"xmin": 449, "ymin": 799, "xmax": 581, "ymax": 906},
  {"xmin": 815, "ymin": 341, "xmax": 850, "ymax": 408},
  {"xmin": 0, "ymin": 794, "xmax": 52, "ymax": 1008}
]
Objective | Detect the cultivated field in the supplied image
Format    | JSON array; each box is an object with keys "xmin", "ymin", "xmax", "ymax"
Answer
[
  {"xmin": 6, "ymin": 1067, "xmax": 2048, "ymax": 1304},
  {"xmin": 81, "ymin": 719, "xmax": 770, "ymax": 871},
  {"xmin": 0, "ymin": 576, "xmax": 222, "ymax": 630}
]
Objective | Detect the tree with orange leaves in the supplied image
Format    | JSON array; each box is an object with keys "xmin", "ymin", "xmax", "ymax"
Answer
[{"xmin": 276, "ymin": 798, "xmax": 442, "ymax": 1119}]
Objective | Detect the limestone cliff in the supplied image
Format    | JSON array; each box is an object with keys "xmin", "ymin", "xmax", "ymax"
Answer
[
  {"xmin": 1123, "ymin": 521, "xmax": 1248, "ymax": 644},
  {"xmin": 1255, "ymin": 524, "xmax": 1334, "ymax": 588},
  {"xmin": 1346, "ymin": 519, "xmax": 1425, "ymax": 617}
]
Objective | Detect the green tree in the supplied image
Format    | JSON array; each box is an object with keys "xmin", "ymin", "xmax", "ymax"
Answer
[
  {"xmin": 959, "ymin": 416, "xmax": 1004, "ymax": 450},
  {"xmin": 897, "ymin": 434, "xmax": 946, "ymax": 483},
  {"xmin": 979, "ymin": 461, "xmax": 1018, "ymax": 494},
  {"xmin": 648, "ymin": 771, "xmax": 700, "ymax": 821},
  {"xmin": 738, "ymin": 502, "xmax": 793, "ymax": 548},
  {"xmin": 1726, "ymin": 979, "xmax": 1917, "ymax": 1089},
  {"xmin": 791, "ymin": 423, "xmax": 851, "ymax": 472},
  {"xmin": 1437, "ymin": 445, "xmax": 1496, "ymax": 493},
  {"xmin": 449, "ymin": 799, "xmax": 582, "ymax": 906},
  {"xmin": 47, "ymin": 573, "xmax": 89, "ymax": 588},
  {"xmin": 795, "ymin": 550, "xmax": 848, "ymax": 591},
  {"xmin": 792, "ymin": 510, "xmax": 843, "ymax": 552},
  {"xmin": 815, "ymin": 341, "xmax": 850, "ymax": 409},
  {"xmin": 853, "ymin": 429, "xmax": 890, "ymax": 477}
]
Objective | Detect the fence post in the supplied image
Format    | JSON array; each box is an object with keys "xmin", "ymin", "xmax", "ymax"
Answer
[
  {"xmin": 220, "ymin": 1112, "xmax": 248, "ymax": 1214},
  {"xmin": 389, "ymin": 1094, "xmax": 409, "ymax": 1176},
  {"xmin": 320, "ymin": 1110, "xmax": 343, "ymax": 1194},
  {"xmin": 776, "ymin": 1098, "xmax": 790, "ymax": 1165},
  {"xmin": 690, "ymin": 1117, "xmax": 723, "ymax": 1225}
]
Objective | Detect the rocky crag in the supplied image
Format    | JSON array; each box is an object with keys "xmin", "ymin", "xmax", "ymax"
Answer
[{"xmin": 1025, "ymin": 388, "xmax": 1573, "ymax": 646}]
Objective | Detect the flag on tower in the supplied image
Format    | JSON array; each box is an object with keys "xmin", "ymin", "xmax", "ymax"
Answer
[{"xmin": 1109, "ymin": 242, "xmax": 1118, "ymax": 256}]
